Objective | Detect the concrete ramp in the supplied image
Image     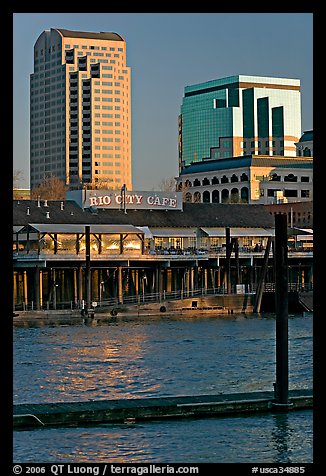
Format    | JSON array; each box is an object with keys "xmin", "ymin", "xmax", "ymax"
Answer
[
  {"xmin": 298, "ymin": 292, "xmax": 313, "ymax": 312},
  {"xmin": 13, "ymin": 389, "xmax": 312, "ymax": 429}
]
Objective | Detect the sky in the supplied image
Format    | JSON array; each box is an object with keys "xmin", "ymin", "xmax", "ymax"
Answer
[{"xmin": 13, "ymin": 12, "xmax": 313, "ymax": 190}]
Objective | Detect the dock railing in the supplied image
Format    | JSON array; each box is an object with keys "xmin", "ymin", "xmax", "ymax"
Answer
[{"xmin": 13, "ymin": 282, "xmax": 312, "ymax": 312}]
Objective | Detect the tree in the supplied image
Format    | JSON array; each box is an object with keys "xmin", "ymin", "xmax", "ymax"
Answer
[
  {"xmin": 158, "ymin": 177, "xmax": 177, "ymax": 192},
  {"xmin": 13, "ymin": 169, "xmax": 24, "ymax": 189},
  {"xmin": 13, "ymin": 169, "xmax": 30, "ymax": 199},
  {"xmin": 158, "ymin": 176, "xmax": 192, "ymax": 202},
  {"xmin": 84, "ymin": 178, "xmax": 121, "ymax": 190},
  {"xmin": 31, "ymin": 174, "xmax": 68, "ymax": 200}
]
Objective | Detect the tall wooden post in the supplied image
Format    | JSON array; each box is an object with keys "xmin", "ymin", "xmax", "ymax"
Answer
[
  {"xmin": 85, "ymin": 226, "xmax": 91, "ymax": 309},
  {"xmin": 225, "ymin": 227, "xmax": 231, "ymax": 293},
  {"xmin": 34, "ymin": 266, "xmax": 40, "ymax": 310},
  {"xmin": 253, "ymin": 236, "xmax": 272, "ymax": 313},
  {"xmin": 78, "ymin": 265, "xmax": 83, "ymax": 303},
  {"xmin": 273, "ymin": 213, "xmax": 290, "ymax": 409},
  {"xmin": 117, "ymin": 266, "xmax": 123, "ymax": 304},
  {"xmin": 23, "ymin": 271, "xmax": 28, "ymax": 305}
]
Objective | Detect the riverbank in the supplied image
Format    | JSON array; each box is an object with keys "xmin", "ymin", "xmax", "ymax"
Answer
[{"xmin": 13, "ymin": 293, "xmax": 257, "ymax": 326}]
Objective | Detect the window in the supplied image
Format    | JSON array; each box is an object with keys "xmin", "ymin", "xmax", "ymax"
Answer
[
  {"xmin": 284, "ymin": 174, "xmax": 297, "ymax": 182},
  {"xmin": 301, "ymin": 190, "xmax": 310, "ymax": 198},
  {"xmin": 284, "ymin": 190, "xmax": 298, "ymax": 197}
]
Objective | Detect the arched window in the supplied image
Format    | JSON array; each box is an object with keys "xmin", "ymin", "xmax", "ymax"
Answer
[
  {"xmin": 240, "ymin": 173, "xmax": 248, "ymax": 182},
  {"xmin": 284, "ymin": 173, "xmax": 297, "ymax": 182},
  {"xmin": 185, "ymin": 179, "xmax": 192, "ymax": 187},
  {"xmin": 185, "ymin": 192, "xmax": 192, "ymax": 202},
  {"xmin": 221, "ymin": 175, "xmax": 229, "ymax": 184},
  {"xmin": 231, "ymin": 188, "xmax": 239, "ymax": 202},
  {"xmin": 270, "ymin": 173, "xmax": 281, "ymax": 181},
  {"xmin": 203, "ymin": 190, "xmax": 210, "ymax": 202},
  {"xmin": 303, "ymin": 147, "xmax": 311, "ymax": 157},
  {"xmin": 212, "ymin": 190, "xmax": 219, "ymax": 203},
  {"xmin": 221, "ymin": 189, "xmax": 229, "ymax": 203},
  {"xmin": 231, "ymin": 174, "xmax": 239, "ymax": 183},
  {"xmin": 177, "ymin": 182, "xmax": 183, "ymax": 191},
  {"xmin": 194, "ymin": 191, "xmax": 201, "ymax": 203},
  {"xmin": 212, "ymin": 176, "xmax": 219, "ymax": 185},
  {"xmin": 241, "ymin": 187, "xmax": 249, "ymax": 203},
  {"xmin": 194, "ymin": 179, "xmax": 201, "ymax": 187},
  {"xmin": 202, "ymin": 177, "xmax": 210, "ymax": 186}
]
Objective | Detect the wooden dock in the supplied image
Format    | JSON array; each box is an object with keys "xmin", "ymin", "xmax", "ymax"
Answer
[{"xmin": 13, "ymin": 389, "xmax": 312, "ymax": 429}]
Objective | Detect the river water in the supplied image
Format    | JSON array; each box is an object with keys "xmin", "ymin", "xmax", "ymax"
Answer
[{"xmin": 13, "ymin": 312, "xmax": 313, "ymax": 463}]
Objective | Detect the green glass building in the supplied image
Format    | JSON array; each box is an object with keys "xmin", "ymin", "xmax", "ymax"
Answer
[{"xmin": 179, "ymin": 75, "xmax": 302, "ymax": 172}]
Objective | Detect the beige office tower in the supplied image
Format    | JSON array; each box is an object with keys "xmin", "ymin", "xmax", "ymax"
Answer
[{"xmin": 30, "ymin": 28, "xmax": 132, "ymax": 190}]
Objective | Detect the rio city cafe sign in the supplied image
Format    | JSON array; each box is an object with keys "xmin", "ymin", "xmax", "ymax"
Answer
[{"xmin": 84, "ymin": 190, "xmax": 183, "ymax": 210}]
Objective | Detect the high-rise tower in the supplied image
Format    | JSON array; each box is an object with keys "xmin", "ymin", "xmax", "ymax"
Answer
[
  {"xmin": 30, "ymin": 28, "xmax": 132, "ymax": 190},
  {"xmin": 178, "ymin": 75, "xmax": 301, "ymax": 171}
]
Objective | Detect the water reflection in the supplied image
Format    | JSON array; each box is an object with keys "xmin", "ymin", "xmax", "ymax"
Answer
[
  {"xmin": 13, "ymin": 411, "xmax": 313, "ymax": 463},
  {"xmin": 13, "ymin": 314, "xmax": 313, "ymax": 463},
  {"xmin": 272, "ymin": 413, "xmax": 291, "ymax": 463},
  {"xmin": 14, "ymin": 314, "xmax": 313, "ymax": 404}
]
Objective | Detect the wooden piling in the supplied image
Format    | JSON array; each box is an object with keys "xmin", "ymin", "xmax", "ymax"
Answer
[
  {"xmin": 85, "ymin": 225, "xmax": 91, "ymax": 309},
  {"xmin": 273, "ymin": 213, "xmax": 290, "ymax": 408}
]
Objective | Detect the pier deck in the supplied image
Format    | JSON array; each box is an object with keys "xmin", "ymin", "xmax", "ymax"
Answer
[{"xmin": 13, "ymin": 389, "xmax": 312, "ymax": 429}]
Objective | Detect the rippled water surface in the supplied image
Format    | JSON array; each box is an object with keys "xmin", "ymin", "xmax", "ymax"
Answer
[
  {"xmin": 14, "ymin": 410, "xmax": 312, "ymax": 463},
  {"xmin": 13, "ymin": 313, "xmax": 313, "ymax": 463},
  {"xmin": 13, "ymin": 313, "xmax": 313, "ymax": 403}
]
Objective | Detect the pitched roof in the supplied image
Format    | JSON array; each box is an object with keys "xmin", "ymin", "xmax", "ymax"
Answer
[{"xmin": 13, "ymin": 200, "xmax": 275, "ymax": 229}]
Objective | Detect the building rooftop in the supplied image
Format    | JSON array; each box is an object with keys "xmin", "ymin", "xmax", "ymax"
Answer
[
  {"xmin": 55, "ymin": 28, "xmax": 124, "ymax": 42},
  {"xmin": 184, "ymin": 75, "xmax": 301, "ymax": 95},
  {"xmin": 13, "ymin": 201, "xmax": 275, "ymax": 229},
  {"xmin": 299, "ymin": 130, "xmax": 313, "ymax": 142},
  {"xmin": 180, "ymin": 155, "xmax": 313, "ymax": 175}
]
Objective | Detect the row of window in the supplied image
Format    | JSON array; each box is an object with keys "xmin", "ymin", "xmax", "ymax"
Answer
[
  {"xmin": 179, "ymin": 172, "xmax": 311, "ymax": 189},
  {"xmin": 183, "ymin": 187, "xmax": 310, "ymax": 203},
  {"xmin": 179, "ymin": 174, "xmax": 249, "ymax": 188},
  {"xmin": 65, "ymin": 45, "xmax": 124, "ymax": 52},
  {"xmin": 184, "ymin": 188, "xmax": 249, "ymax": 203}
]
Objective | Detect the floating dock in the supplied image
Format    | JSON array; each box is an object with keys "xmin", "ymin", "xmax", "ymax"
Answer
[{"xmin": 13, "ymin": 389, "xmax": 312, "ymax": 429}]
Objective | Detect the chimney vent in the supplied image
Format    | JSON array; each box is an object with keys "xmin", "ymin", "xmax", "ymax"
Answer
[
  {"xmin": 37, "ymin": 196, "xmax": 41, "ymax": 207},
  {"xmin": 27, "ymin": 207, "xmax": 30, "ymax": 216},
  {"xmin": 44, "ymin": 200, "xmax": 48, "ymax": 207},
  {"xmin": 60, "ymin": 201, "xmax": 64, "ymax": 210},
  {"xmin": 46, "ymin": 211, "xmax": 50, "ymax": 219}
]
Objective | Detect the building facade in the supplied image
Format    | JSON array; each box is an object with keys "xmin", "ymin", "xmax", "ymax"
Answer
[
  {"xmin": 179, "ymin": 75, "xmax": 302, "ymax": 172},
  {"xmin": 177, "ymin": 154, "xmax": 313, "ymax": 205},
  {"xmin": 30, "ymin": 28, "xmax": 132, "ymax": 190},
  {"xmin": 295, "ymin": 130, "xmax": 313, "ymax": 157},
  {"xmin": 13, "ymin": 198, "xmax": 313, "ymax": 311}
]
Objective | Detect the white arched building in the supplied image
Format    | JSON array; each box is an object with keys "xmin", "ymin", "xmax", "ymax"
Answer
[
  {"xmin": 177, "ymin": 154, "xmax": 313, "ymax": 205},
  {"xmin": 295, "ymin": 130, "xmax": 313, "ymax": 157}
]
